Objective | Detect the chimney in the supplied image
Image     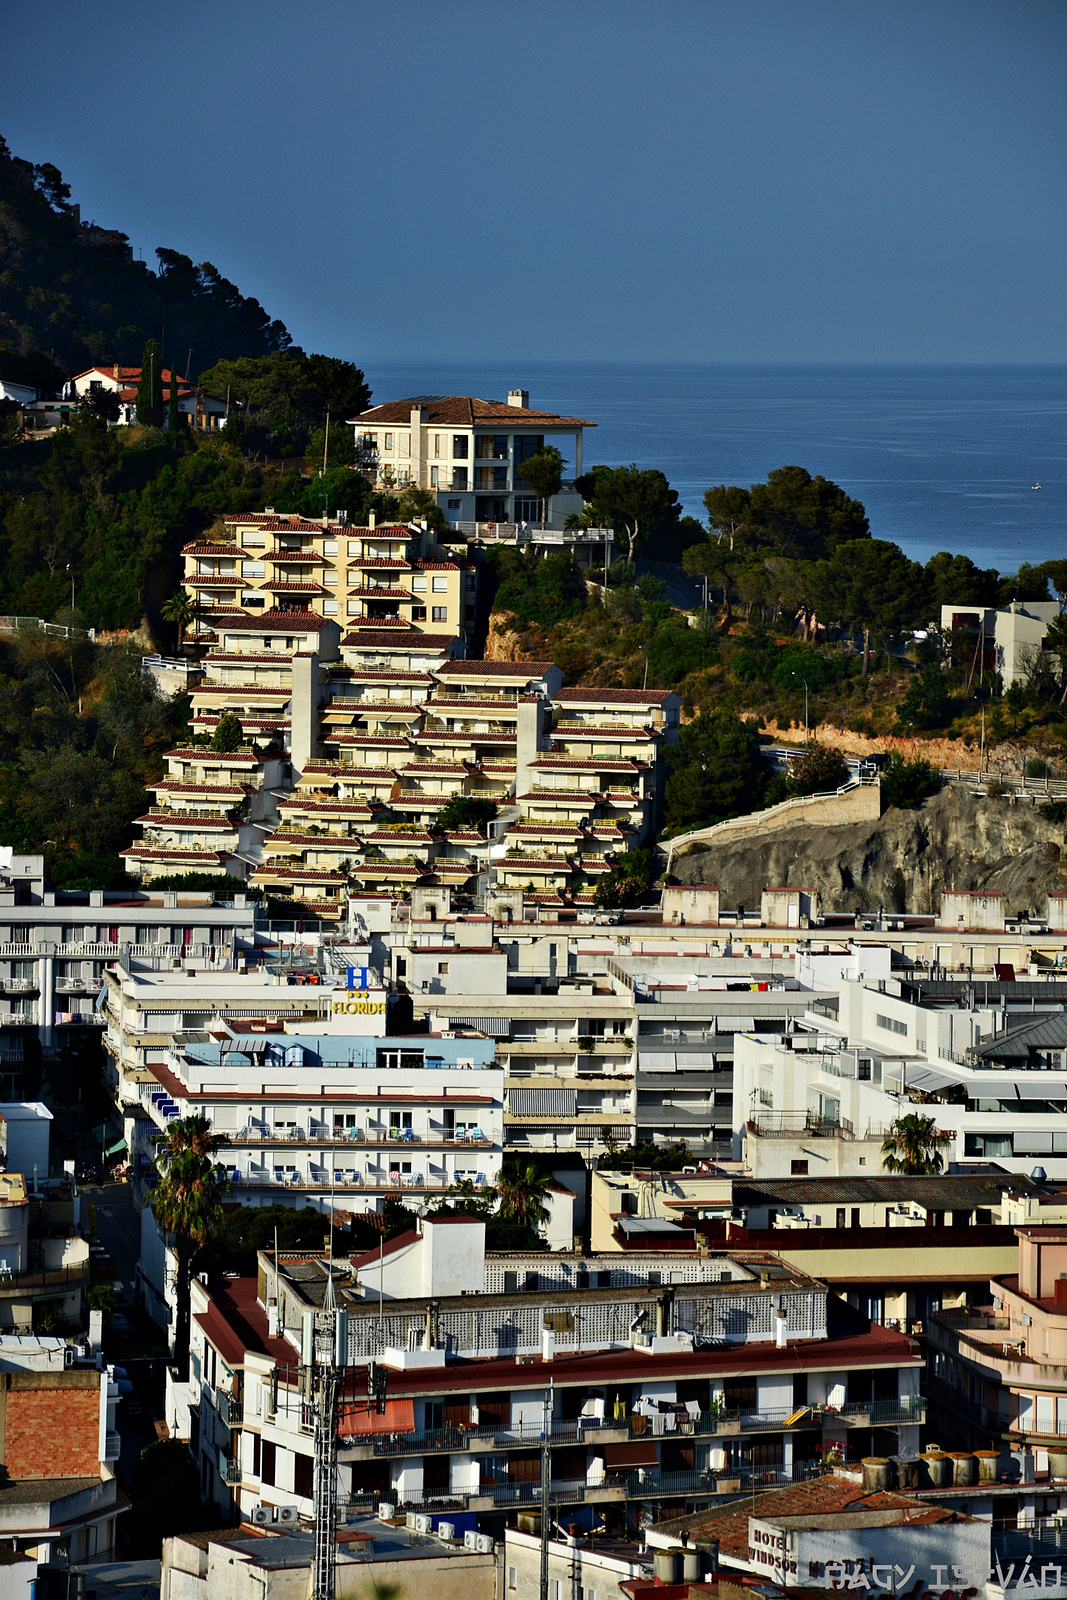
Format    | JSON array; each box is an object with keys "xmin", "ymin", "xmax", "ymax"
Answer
[
  {"xmin": 368, "ymin": 511, "xmax": 376, "ymax": 530},
  {"xmin": 508, "ymin": 389, "xmax": 529, "ymax": 409}
]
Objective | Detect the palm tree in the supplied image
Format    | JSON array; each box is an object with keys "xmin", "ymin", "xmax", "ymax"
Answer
[
  {"xmin": 146, "ymin": 1114, "xmax": 229, "ymax": 1367},
  {"xmin": 495, "ymin": 1161, "xmax": 552, "ymax": 1230},
  {"xmin": 881, "ymin": 1113, "xmax": 951, "ymax": 1176},
  {"xmin": 161, "ymin": 587, "xmax": 198, "ymax": 653}
]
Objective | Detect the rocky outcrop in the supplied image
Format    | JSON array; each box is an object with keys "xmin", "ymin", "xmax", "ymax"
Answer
[{"xmin": 671, "ymin": 786, "xmax": 1065, "ymax": 916}]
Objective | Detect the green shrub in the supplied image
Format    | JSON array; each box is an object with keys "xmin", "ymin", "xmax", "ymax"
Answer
[{"xmin": 881, "ymin": 753, "xmax": 941, "ymax": 810}]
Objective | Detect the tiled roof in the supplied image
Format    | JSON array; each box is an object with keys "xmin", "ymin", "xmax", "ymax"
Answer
[
  {"xmin": 418, "ymin": 730, "xmax": 516, "ymax": 744},
  {"xmin": 260, "ymin": 580, "xmax": 331, "ymax": 594},
  {"xmin": 532, "ymin": 757, "xmax": 641, "ymax": 771},
  {"xmin": 553, "ymin": 725, "xmax": 659, "ymax": 739},
  {"xmin": 204, "ymin": 651, "xmax": 295, "ymax": 664},
  {"xmin": 354, "ymin": 395, "xmax": 596, "ymax": 427},
  {"xmin": 349, "ymin": 557, "xmax": 412, "ymax": 568},
  {"xmin": 554, "ymin": 688, "xmax": 677, "ymax": 705},
  {"xmin": 518, "ymin": 790, "xmax": 598, "ymax": 803},
  {"xmin": 164, "ymin": 748, "xmax": 261, "ymax": 764},
  {"xmin": 213, "ymin": 612, "xmax": 337, "ymax": 633},
  {"xmin": 182, "ymin": 543, "xmax": 244, "ymax": 557},
  {"xmin": 192, "ymin": 684, "xmax": 291, "ymax": 697},
  {"xmin": 399, "ymin": 762, "xmax": 471, "ymax": 774},
  {"xmin": 654, "ymin": 1479, "xmax": 949, "ymax": 1558},
  {"xmin": 121, "ymin": 846, "xmax": 224, "ymax": 863},
  {"xmin": 152, "ymin": 780, "xmax": 250, "ymax": 797},
  {"xmin": 425, "ymin": 697, "xmax": 520, "ymax": 712},
  {"xmin": 252, "ymin": 865, "xmax": 347, "ymax": 882},
  {"xmin": 342, "ymin": 632, "xmax": 457, "ymax": 649},
  {"xmin": 436, "ymin": 660, "xmax": 555, "ymax": 678},
  {"xmin": 135, "ymin": 812, "xmax": 234, "ymax": 829}
]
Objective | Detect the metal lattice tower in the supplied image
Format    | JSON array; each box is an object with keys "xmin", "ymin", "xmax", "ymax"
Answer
[{"xmin": 308, "ymin": 1288, "xmax": 346, "ymax": 1600}]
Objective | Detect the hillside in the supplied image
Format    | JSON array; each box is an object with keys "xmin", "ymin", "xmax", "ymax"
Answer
[
  {"xmin": 671, "ymin": 786, "xmax": 1066, "ymax": 916},
  {"xmin": 0, "ymin": 135, "xmax": 291, "ymax": 377}
]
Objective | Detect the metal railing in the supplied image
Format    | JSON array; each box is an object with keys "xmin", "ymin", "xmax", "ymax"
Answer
[
  {"xmin": 221, "ymin": 1456, "xmax": 242, "ymax": 1485},
  {"xmin": 0, "ymin": 1263, "xmax": 89, "ymax": 1293},
  {"xmin": 355, "ymin": 1399, "xmax": 924, "ymax": 1454},
  {"xmin": 216, "ymin": 1390, "xmax": 243, "ymax": 1428},
  {"xmin": 749, "ymin": 1112, "xmax": 856, "ymax": 1139}
]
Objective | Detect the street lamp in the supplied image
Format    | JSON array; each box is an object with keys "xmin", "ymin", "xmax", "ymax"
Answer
[
  {"xmin": 791, "ymin": 671, "xmax": 810, "ymax": 744},
  {"xmin": 66, "ymin": 563, "xmax": 74, "ymax": 617}
]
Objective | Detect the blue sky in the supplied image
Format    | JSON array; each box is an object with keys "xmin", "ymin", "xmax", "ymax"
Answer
[{"xmin": 6, "ymin": 0, "xmax": 1066, "ymax": 365}]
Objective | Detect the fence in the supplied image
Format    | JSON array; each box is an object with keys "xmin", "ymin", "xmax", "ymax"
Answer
[{"xmin": 0, "ymin": 616, "xmax": 95, "ymax": 641}]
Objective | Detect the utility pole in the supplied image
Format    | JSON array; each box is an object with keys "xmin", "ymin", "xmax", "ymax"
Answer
[{"xmin": 539, "ymin": 1378, "xmax": 554, "ymax": 1600}]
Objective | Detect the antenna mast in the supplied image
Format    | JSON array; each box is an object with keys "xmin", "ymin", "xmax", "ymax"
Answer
[{"xmin": 305, "ymin": 1277, "xmax": 346, "ymax": 1600}]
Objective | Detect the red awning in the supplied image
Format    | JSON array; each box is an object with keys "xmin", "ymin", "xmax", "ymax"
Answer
[
  {"xmin": 338, "ymin": 1398, "xmax": 415, "ymax": 1437},
  {"xmin": 603, "ymin": 1441, "xmax": 659, "ymax": 1468}
]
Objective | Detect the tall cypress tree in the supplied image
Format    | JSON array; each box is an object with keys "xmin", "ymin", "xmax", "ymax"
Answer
[
  {"xmin": 167, "ymin": 357, "xmax": 180, "ymax": 434},
  {"xmin": 136, "ymin": 338, "xmax": 163, "ymax": 426}
]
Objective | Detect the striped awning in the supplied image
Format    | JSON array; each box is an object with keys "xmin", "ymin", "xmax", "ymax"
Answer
[
  {"xmin": 508, "ymin": 1088, "xmax": 577, "ymax": 1118},
  {"xmin": 447, "ymin": 1016, "xmax": 510, "ymax": 1037}
]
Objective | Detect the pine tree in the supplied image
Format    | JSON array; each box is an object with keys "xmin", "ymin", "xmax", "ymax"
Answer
[
  {"xmin": 136, "ymin": 339, "xmax": 164, "ymax": 426},
  {"xmin": 167, "ymin": 358, "xmax": 180, "ymax": 434}
]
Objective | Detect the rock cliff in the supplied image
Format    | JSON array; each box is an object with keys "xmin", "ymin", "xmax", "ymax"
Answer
[{"xmin": 671, "ymin": 787, "xmax": 1065, "ymax": 916}]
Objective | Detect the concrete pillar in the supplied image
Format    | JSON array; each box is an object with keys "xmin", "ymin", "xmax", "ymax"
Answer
[
  {"xmin": 515, "ymin": 696, "xmax": 550, "ymax": 805},
  {"xmin": 290, "ymin": 653, "xmax": 319, "ymax": 779},
  {"xmin": 38, "ymin": 942, "xmax": 55, "ymax": 1055}
]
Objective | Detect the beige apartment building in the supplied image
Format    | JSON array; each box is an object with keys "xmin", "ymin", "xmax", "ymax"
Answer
[
  {"xmin": 350, "ymin": 389, "xmax": 595, "ymax": 527},
  {"xmin": 183, "ymin": 510, "xmax": 476, "ymax": 646}
]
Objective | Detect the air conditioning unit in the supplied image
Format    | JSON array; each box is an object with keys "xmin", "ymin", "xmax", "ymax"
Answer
[
  {"xmin": 251, "ymin": 1507, "xmax": 273, "ymax": 1526},
  {"xmin": 476, "ymin": 1534, "xmax": 494, "ymax": 1554},
  {"xmin": 413, "ymin": 1514, "xmax": 432, "ymax": 1535},
  {"xmin": 275, "ymin": 1506, "xmax": 300, "ymax": 1526},
  {"xmin": 437, "ymin": 1521, "xmax": 456, "ymax": 1542},
  {"xmin": 464, "ymin": 1531, "xmax": 480, "ymax": 1551},
  {"xmin": 378, "ymin": 1503, "xmax": 395, "ymax": 1521}
]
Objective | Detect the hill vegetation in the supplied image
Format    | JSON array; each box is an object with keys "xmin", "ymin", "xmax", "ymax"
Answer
[
  {"xmin": 1, "ymin": 131, "xmax": 1065, "ymax": 879},
  {"xmin": 0, "ymin": 136, "xmax": 291, "ymax": 375}
]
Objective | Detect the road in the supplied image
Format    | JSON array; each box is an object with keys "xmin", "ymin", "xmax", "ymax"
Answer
[{"xmin": 84, "ymin": 1181, "xmax": 140, "ymax": 1306}]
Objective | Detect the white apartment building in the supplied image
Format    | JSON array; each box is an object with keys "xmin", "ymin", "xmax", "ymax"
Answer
[
  {"xmin": 350, "ymin": 390, "xmax": 594, "ymax": 528},
  {"xmin": 176, "ymin": 1218, "xmax": 923, "ymax": 1526},
  {"xmin": 733, "ymin": 938, "xmax": 1067, "ymax": 1180},
  {"xmin": 0, "ymin": 852, "xmax": 257, "ymax": 1063}
]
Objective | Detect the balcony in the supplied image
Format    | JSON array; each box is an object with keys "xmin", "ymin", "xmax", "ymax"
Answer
[
  {"xmin": 1, "ymin": 979, "xmax": 36, "ymax": 993},
  {"xmin": 217, "ymin": 1390, "xmax": 243, "ymax": 1428},
  {"xmin": 749, "ymin": 1111, "xmax": 855, "ymax": 1139},
  {"xmin": 221, "ymin": 1456, "xmax": 242, "ymax": 1486},
  {"xmin": 354, "ymin": 1399, "xmax": 924, "ymax": 1456},
  {"xmin": 103, "ymin": 1431, "xmax": 121, "ymax": 1462},
  {"xmin": 236, "ymin": 1127, "xmax": 490, "ymax": 1151}
]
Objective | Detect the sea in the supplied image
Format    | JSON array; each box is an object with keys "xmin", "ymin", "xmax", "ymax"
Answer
[{"xmin": 360, "ymin": 361, "xmax": 1067, "ymax": 574}]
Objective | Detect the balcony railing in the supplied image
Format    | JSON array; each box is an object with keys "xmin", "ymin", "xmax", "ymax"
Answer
[
  {"xmin": 749, "ymin": 1112, "xmax": 856, "ymax": 1139},
  {"xmin": 104, "ymin": 1431, "xmax": 121, "ymax": 1461},
  {"xmin": 237, "ymin": 1128, "xmax": 490, "ymax": 1150},
  {"xmin": 216, "ymin": 1390, "xmax": 243, "ymax": 1428},
  {"xmin": 0, "ymin": 1263, "xmax": 89, "ymax": 1294},
  {"xmin": 221, "ymin": 1456, "xmax": 242, "ymax": 1485},
  {"xmin": 352, "ymin": 1399, "xmax": 925, "ymax": 1454}
]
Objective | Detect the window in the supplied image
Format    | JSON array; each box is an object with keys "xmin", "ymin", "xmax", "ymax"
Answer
[
  {"xmin": 447, "ymin": 499, "xmax": 461, "ymax": 511},
  {"xmin": 411, "ymin": 606, "xmax": 427, "ymax": 621},
  {"xmin": 438, "ymin": 962, "xmax": 449, "ymax": 975},
  {"xmin": 432, "ymin": 606, "xmax": 447, "ymax": 621},
  {"xmin": 347, "ymin": 600, "xmax": 360, "ymax": 614},
  {"xmin": 509, "ymin": 1569, "xmax": 517, "ymax": 1591},
  {"xmin": 452, "ymin": 436, "xmax": 468, "ymax": 458},
  {"xmin": 378, "ymin": 1049, "xmax": 424, "ymax": 1069},
  {"xmin": 242, "ymin": 531, "xmax": 265, "ymax": 548},
  {"xmin": 411, "ymin": 576, "xmax": 427, "ymax": 592},
  {"xmin": 431, "ymin": 467, "xmax": 439, "ymax": 488},
  {"xmin": 791, "ymin": 1159, "xmax": 809, "ymax": 1175},
  {"xmin": 875, "ymin": 1013, "xmax": 908, "ymax": 1036},
  {"xmin": 348, "ymin": 541, "xmax": 360, "ymax": 556},
  {"xmin": 323, "ymin": 599, "xmax": 338, "ymax": 615},
  {"xmin": 323, "ymin": 539, "xmax": 337, "ymax": 556},
  {"xmin": 836, "ymin": 1208, "xmax": 846, "ymax": 1229},
  {"xmin": 451, "ymin": 467, "xmax": 468, "ymax": 490},
  {"xmin": 432, "ymin": 576, "xmax": 448, "ymax": 592},
  {"xmin": 384, "ymin": 433, "xmax": 393, "ymax": 450},
  {"xmin": 514, "ymin": 498, "xmax": 539, "ymax": 522},
  {"xmin": 464, "ymin": 573, "xmax": 476, "ymax": 590},
  {"xmin": 242, "ymin": 561, "xmax": 265, "ymax": 579},
  {"xmin": 434, "ymin": 434, "xmax": 441, "ymax": 457},
  {"xmin": 323, "ymin": 569, "xmax": 338, "ymax": 584}
]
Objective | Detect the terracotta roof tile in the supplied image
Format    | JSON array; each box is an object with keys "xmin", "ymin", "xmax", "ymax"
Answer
[{"xmin": 354, "ymin": 395, "xmax": 596, "ymax": 428}]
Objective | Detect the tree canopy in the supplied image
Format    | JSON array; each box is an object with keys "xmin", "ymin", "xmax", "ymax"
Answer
[
  {"xmin": 198, "ymin": 351, "xmax": 371, "ymax": 458},
  {"xmin": 663, "ymin": 710, "xmax": 768, "ymax": 833},
  {"xmin": 0, "ymin": 137, "xmax": 292, "ymax": 374},
  {"xmin": 705, "ymin": 466, "xmax": 869, "ymax": 561},
  {"xmin": 575, "ymin": 464, "xmax": 681, "ymax": 562}
]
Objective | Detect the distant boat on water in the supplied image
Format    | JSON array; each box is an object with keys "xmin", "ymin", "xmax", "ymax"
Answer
[{"xmin": 1033, "ymin": 482, "xmax": 1041, "ymax": 489}]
